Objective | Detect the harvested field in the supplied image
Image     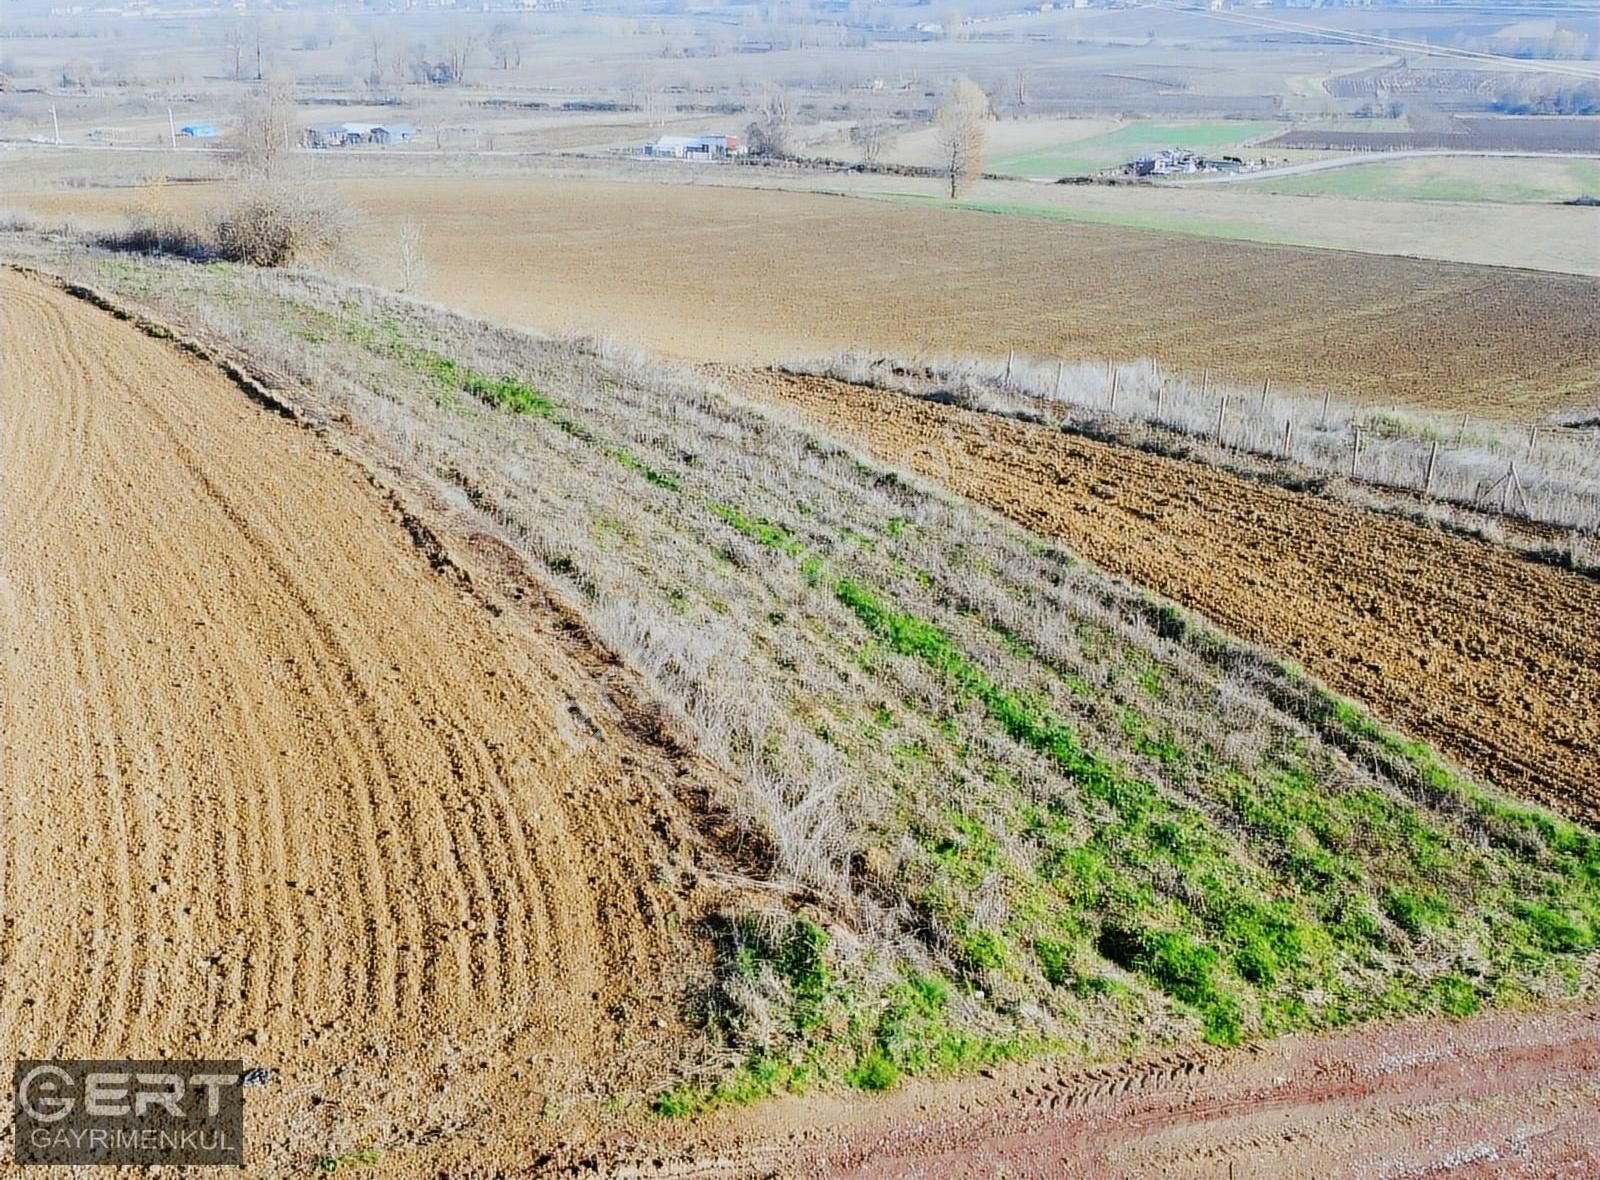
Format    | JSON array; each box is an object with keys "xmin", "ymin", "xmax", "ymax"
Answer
[
  {"xmin": 732, "ymin": 367, "xmax": 1600, "ymax": 824},
  {"xmin": 12, "ymin": 177, "xmax": 1599, "ymax": 415},
  {"xmin": 0, "ymin": 270, "xmax": 713, "ymax": 1174}
]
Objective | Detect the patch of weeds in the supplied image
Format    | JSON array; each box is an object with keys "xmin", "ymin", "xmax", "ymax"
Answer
[
  {"xmin": 1513, "ymin": 901, "xmax": 1595, "ymax": 953},
  {"xmin": 314, "ymin": 1149, "xmax": 381, "ymax": 1174},
  {"xmin": 1034, "ymin": 937, "xmax": 1076, "ymax": 987},
  {"xmin": 1381, "ymin": 887, "xmax": 1454, "ymax": 938},
  {"xmin": 862, "ymin": 973, "xmax": 1034, "ymax": 1083},
  {"xmin": 844, "ymin": 1048, "xmax": 900, "ymax": 1091},
  {"xmin": 1432, "ymin": 973, "xmax": 1483, "ymax": 1017},
  {"xmin": 955, "ymin": 927, "xmax": 1010, "ymax": 976},
  {"xmin": 719, "ymin": 915, "xmax": 832, "ymax": 1035},
  {"xmin": 609, "ymin": 447, "xmax": 681, "ymax": 491},
  {"xmin": 711, "ymin": 503, "xmax": 804, "ymax": 555},
  {"xmin": 1097, "ymin": 923, "xmax": 1241, "ymax": 1045}
]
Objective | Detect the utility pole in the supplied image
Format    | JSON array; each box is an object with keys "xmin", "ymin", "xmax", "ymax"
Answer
[
  {"xmin": 168, "ymin": 105, "xmax": 177, "ymax": 149},
  {"xmin": 51, "ymin": 104, "xmax": 61, "ymax": 145}
]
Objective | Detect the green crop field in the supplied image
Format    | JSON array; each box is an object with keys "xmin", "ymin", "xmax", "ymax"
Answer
[{"xmin": 996, "ymin": 120, "xmax": 1286, "ymax": 177}]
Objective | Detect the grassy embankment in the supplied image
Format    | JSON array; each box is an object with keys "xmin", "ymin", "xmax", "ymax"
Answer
[{"xmin": 45, "ymin": 246, "xmax": 1600, "ymax": 1116}]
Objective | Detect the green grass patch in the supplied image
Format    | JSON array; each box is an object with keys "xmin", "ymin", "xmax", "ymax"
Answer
[
  {"xmin": 608, "ymin": 446, "xmax": 681, "ymax": 491},
  {"xmin": 711, "ymin": 503, "xmax": 804, "ymax": 555}
]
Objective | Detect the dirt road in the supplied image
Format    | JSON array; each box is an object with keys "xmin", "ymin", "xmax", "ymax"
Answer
[
  {"xmin": 598, "ymin": 1003, "xmax": 1600, "ymax": 1178},
  {"xmin": 0, "ymin": 271, "xmax": 711, "ymax": 1173},
  {"xmin": 730, "ymin": 369, "xmax": 1600, "ymax": 824}
]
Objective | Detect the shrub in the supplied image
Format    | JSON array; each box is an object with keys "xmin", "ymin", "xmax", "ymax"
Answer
[
  {"xmin": 845, "ymin": 1048, "xmax": 900, "ymax": 1092},
  {"xmin": 97, "ymin": 213, "xmax": 213, "ymax": 260},
  {"xmin": 212, "ymin": 182, "xmax": 350, "ymax": 267}
]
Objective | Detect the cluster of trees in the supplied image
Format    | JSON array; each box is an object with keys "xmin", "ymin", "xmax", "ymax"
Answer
[{"xmin": 1493, "ymin": 79, "xmax": 1600, "ymax": 116}]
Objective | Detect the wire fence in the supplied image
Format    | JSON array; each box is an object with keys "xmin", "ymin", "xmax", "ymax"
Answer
[{"xmin": 808, "ymin": 350, "xmax": 1600, "ymax": 535}]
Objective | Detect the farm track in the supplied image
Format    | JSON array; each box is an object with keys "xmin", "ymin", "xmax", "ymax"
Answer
[
  {"xmin": 729, "ymin": 368, "xmax": 1600, "ymax": 824},
  {"xmin": 0, "ymin": 271, "xmax": 710, "ymax": 1174},
  {"xmin": 584, "ymin": 1004, "xmax": 1600, "ymax": 1177}
]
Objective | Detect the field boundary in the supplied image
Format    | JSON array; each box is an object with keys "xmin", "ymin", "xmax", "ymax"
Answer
[{"xmin": 784, "ymin": 352, "xmax": 1600, "ymax": 550}]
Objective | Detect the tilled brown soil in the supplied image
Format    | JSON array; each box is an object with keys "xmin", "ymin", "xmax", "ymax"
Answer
[
  {"xmin": 14, "ymin": 179, "xmax": 1599, "ymax": 415},
  {"xmin": 728, "ymin": 368, "xmax": 1600, "ymax": 824},
  {"xmin": 602, "ymin": 1003, "xmax": 1600, "ymax": 1177},
  {"xmin": 0, "ymin": 271, "xmax": 718, "ymax": 1174}
]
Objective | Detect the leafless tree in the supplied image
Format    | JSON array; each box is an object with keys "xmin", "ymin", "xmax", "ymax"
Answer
[
  {"xmin": 446, "ymin": 32, "xmax": 478, "ymax": 86},
  {"xmin": 222, "ymin": 19, "xmax": 245, "ymax": 81},
  {"xmin": 849, "ymin": 115, "xmax": 894, "ymax": 166},
  {"xmin": 231, "ymin": 76, "xmax": 297, "ymax": 180},
  {"xmin": 396, "ymin": 218, "xmax": 429, "ymax": 292},
  {"xmin": 746, "ymin": 83, "xmax": 791, "ymax": 157},
  {"xmin": 935, "ymin": 77, "xmax": 988, "ymax": 198},
  {"xmin": 489, "ymin": 22, "xmax": 524, "ymax": 71}
]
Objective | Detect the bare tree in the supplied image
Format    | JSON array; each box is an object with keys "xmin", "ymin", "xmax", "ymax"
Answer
[
  {"xmin": 849, "ymin": 115, "xmax": 894, "ymax": 166},
  {"xmin": 446, "ymin": 32, "xmax": 478, "ymax": 86},
  {"xmin": 232, "ymin": 76, "xmax": 297, "ymax": 180},
  {"xmin": 368, "ymin": 28, "xmax": 392, "ymax": 87},
  {"xmin": 222, "ymin": 19, "xmax": 245, "ymax": 81},
  {"xmin": 934, "ymin": 77, "xmax": 988, "ymax": 198},
  {"xmin": 489, "ymin": 22, "xmax": 524, "ymax": 71},
  {"xmin": 745, "ymin": 83, "xmax": 791, "ymax": 157},
  {"xmin": 395, "ymin": 218, "xmax": 429, "ymax": 292}
]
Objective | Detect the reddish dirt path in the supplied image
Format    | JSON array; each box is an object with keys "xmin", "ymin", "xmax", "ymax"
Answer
[
  {"xmin": 596, "ymin": 1004, "xmax": 1600, "ymax": 1178},
  {"xmin": 727, "ymin": 368, "xmax": 1600, "ymax": 825},
  {"xmin": 0, "ymin": 270, "xmax": 718, "ymax": 1174}
]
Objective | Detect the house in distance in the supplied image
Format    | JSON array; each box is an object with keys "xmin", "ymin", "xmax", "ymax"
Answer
[{"xmin": 644, "ymin": 133, "xmax": 744, "ymax": 160}]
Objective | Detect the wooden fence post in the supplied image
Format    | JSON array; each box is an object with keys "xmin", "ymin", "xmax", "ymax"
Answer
[
  {"xmin": 1156, "ymin": 383, "xmax": 1165, "ymax": 420},
  {"xmin": 1214, "ymin": 397, "xmax": 1227, "ymax": 446},
  {"xmin": 1455, "ymin": 412, "xmax": 1469, "ymax": 445},
  {"xmin": 1351, "ymin": 426, "xmax": 1362, "ymax": 477},
  {"xmin": 1055, "ymin": 360, "xmax": 1064, "ymax": 398},
  {"xmin": 1259, "ymin": 377, "xmax": 1270, "ymax": 415},
  {"xmin": 1319, "ymin": 388, "xmax": 1331, "ymax": 429},
  {"xmin": 1109, "ymin": 369, "xmax": 1119, "ymax": 412},
  {"xmin": 1502, "ymin": 462, "xmax": 1514, "ymax": 513},
  {"xmin": 1201, "ymin": 368, "xmax": 1209, "ymax": 398},
  {"xmin": 1004, "ymin": 349, "xmax": 1015, "ymax": 387},
  {"xmin": 1424, "ymin": 439, "xmax": 1439, "ymax": 496},
  {"xmin": 1527, "ymin": 424, "xmax": 1539, "ymax": 454},
  {"xmin": 1282, "ymin": 418, "xmax": 1293, "ymax": 456}
]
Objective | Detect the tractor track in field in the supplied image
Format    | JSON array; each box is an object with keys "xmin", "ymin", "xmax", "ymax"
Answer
[
  {"xmin": 0, "ymin": 269, "xmax": 733, "ymax": 1175},
  {"xmin": 725, "ymin": 367, "xmax": 1600, "ymax": 825},
  {"xmin": 566, "ymin": 1003, "xmax": 1600, "ymax": 1178}
]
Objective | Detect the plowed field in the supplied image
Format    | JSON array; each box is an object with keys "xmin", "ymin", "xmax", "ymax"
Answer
[
  {"xmin": 0, "ymin": 271, "xmax": 705, "ymax": 1173},
  {"xmin": 13, "ymin": 178, "xmax": 1599, "ymax": 415},
  {"xmin": 732, "ymin": 368, "xmax": 1600, "ymax": 824}
]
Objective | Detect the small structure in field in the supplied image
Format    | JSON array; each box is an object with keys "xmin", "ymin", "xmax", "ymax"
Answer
[
  {"xmin": 305, "ymin": 121, "xmax": 415, "ymax": 148},
  {"xmin": 1121, "ymin": 148, "xmax": 1263, "ymax": 178},
  {"xmin": 645, "ymin": 133, "xmax": 743, "ymax": 159},
  {"xmin": 370, "ymin": 122, "xmax": 416, "ymax": 144},
  {"xmin": 179, "ymin": 122, "xmax": 218, "ymax": 138}
]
